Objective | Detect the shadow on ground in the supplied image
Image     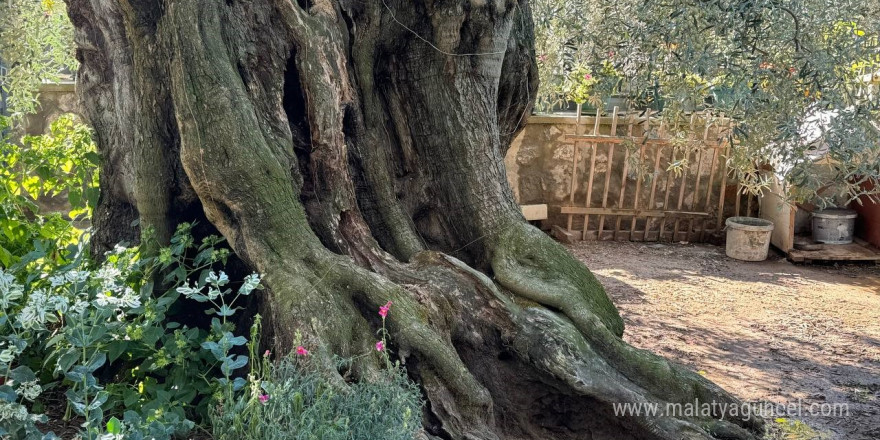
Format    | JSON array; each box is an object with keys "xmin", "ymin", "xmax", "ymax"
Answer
[{"xmin": 568, "ymin": 240, "xmax": 880, "ymax": 440}]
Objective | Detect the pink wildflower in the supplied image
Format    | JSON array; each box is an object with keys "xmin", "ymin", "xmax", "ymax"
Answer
[
  {"xmin": 295, "ymin": 346, "xmax": 309, "ymax": 356},
  {"xmin": 584, "ymin": 74, "xmax": 592, "ymax": 80},
  {"xmin": 263, "ymin": 350, "xmax": 271, "ymax": 357},
  {"xmin": 378, "ymin": 301, "xmax": 392, "ymax": 318},
  {"xmin": 375, "ymin": 341, "xmax": 385, "ymax": 352},
  {"xmin": 259, "ymin": 394, "xmax": 270, "ymax": 404}
]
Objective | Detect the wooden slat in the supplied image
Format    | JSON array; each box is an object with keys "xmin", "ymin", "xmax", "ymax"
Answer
[
  {"xmin": 615, "ymin": 111, "xmax": 636, "ymax": 240},
  {"xmin": 628, "ymin": 130, "xmax": 646, "ymax": 241},
  {"xmin": 564, "ymin": 134, "xmax": 727, "ymax": 148},
  {"xmin": 688, "ymin": 117, "xmax": 711, "ymax": 242},
  {"xmin": 646, "ymin": 118, "xmax": 665, "ymax": 242},
  {"xmin": 596, "ymin": 106, "xmax": 620, "ymax": 239},
  {"xmin": 659, "ymin": 118, "xmax": 677, "ymax": 241},
  {"xmin": 715, "ymin": 123, "xmax": 731, "ymax": 231},
  {"xmin": 699, "ymin": 117, "xmax": 719, "ymax": 242},
  {"xmin": 788, "ymin": 242, "xmax": 880, "ymax": 263},
  {"xmin": 565, "ymin": 103, "xmax": 584, "ymax": 232},
  {"xmin": 632, "ymin": 109, "xmax": 656, "ymax": 241},
  {"xmin": 672, "ymin": 114, "xmax": 697, "ymax": 241},
  {"xmin": 581, "ymin": 105, "xmax": 604, "ymax": 240},
  {"xmin": 562, "ymin": 206, "xmax": 711, "ymax": 217}
]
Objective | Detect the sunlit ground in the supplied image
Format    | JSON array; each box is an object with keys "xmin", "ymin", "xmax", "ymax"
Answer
[{"xmin": 569, "ymin": 240, "xmax": 880, "ymax": 440}]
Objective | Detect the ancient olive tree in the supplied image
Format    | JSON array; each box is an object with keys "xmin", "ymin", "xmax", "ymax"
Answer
[{"xmin": 65, "ymin": 0, "xmax": 762, "ymax": 438}]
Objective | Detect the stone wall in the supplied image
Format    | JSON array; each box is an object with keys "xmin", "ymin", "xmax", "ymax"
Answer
[
  {"xmin": 23, "ymin": 82, "xmax": 80, "ymax": 134},
  {"xmin": 12, "ymin": 82, "xmax": 84, "ymax": 220}
]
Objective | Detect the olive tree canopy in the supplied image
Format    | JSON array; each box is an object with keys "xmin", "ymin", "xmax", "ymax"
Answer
[{"xmin": 534, "ymin": 0, "xmax": 880, "ymax": 205}]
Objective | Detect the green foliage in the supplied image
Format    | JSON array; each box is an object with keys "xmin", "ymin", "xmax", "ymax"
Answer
[
  {"xmin": 534, "ymin": 0, "xmax": 880, "ymax": 204},
  {"xmin": 210, "ymin": 358, "xmax": 423, "ymax": 440},
  {"xmin": 211, "ymin": 301, "xmax": 423, "ymax": 440},
  {"xmin": 563, "ymin": 66, "xmax": 601, "ymax": 106},
  {"xmin": 0, "ymin": 224, "xmax": 261, "ymax": 440},
  {"xmin": 0, "ymin": 0, "xmax": 78, "ymax": 118},
  {"xmin": 533, "ymin": 0, "xmax": 607, "ymax": 110},
  {"xmin": 0, "ymin": 114, "xmax": 99, "ymax": 268}
]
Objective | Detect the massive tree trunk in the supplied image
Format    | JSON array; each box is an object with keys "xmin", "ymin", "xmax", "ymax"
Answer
[{"xmin": 65, "ymin": 0, "xmax": 763, "ymax": 438}]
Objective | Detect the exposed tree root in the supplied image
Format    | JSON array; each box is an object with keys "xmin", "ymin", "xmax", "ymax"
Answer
[
  {"xmin": 491, "ymin": 222, "xmax": 625, "ymax": 336},
  {"xmin": 491, "ymin": 223, "xmax": 763, "ymax": 434}
]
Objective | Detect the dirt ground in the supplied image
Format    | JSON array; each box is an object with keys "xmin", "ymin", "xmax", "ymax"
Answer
[{"xmin": 568, "ymin": 240, "xmax": 880, "ymax": 439}]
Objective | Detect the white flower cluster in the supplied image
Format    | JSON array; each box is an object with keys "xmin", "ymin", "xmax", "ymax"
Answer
[
  {"xmin": 206, "ymin": 270, "xmax": 229, "ymax": 287},
  {"xmin": 0, "ymin": 269, "xmax": 24, "ymax": 309},
  {"xmin": 0, "ymin": 401, "xmax": 42, "ymax": 423},
  {"xmin": 67, "ymin": 263, "xmax": 140, "ymax": 313},
  {"xmin": 177, "ymin": 271, "xmax": 261, "ymax": 302},
  {"xmin": 176, "ymin": 282, "xmax": 201, "ymax": 298},
  {"xmin": 0, "ymin": 342, "xmax": 21, "ymax": 364},
  {"xmin": 48, "ymin": 270, "xmax": 89, "ymax": 287},
  {"xmin": 239, "ymin": 273, "xmax": 261, "ymax": 296},
  {"xmin": 95, "ymin": 265, "xmax": 123, "ymax": 291},
  {"xmin": 208, "ymin": 270, "xmax": 230, "ymax": 300},
  {"xmin": 15, "ymin": 380, "xmax": 42, "ymax": 401},
  {"xmin": 18, "ymin": 289, "xmax": 51, "ymax": 330},
  {"xmin": 71, "ymin": 299, "xmax": 90, "ymax": 315},
  {"xmin": 1, "ymin": 261, "xmax": 144, "ymax": 335},
  {"xmin": 94, "ymin": 286, "xmax": 141, "ymax": 310}
]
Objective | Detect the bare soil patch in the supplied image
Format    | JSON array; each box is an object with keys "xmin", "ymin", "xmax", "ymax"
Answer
[{"xmin": 569, "ymin": 240, "xmax": 880, "ymax": 440}]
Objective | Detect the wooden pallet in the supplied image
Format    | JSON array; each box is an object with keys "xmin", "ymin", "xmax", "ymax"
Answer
[
  {"xmin": 788, "ymin": 239, "xmax": 880, "ymax": 264},
  {"xmin": 559, "ymin": 106, "xmax": 743, "ymax": 243}
]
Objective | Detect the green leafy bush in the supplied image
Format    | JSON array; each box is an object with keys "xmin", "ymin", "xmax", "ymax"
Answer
[
  {"xmin": 0, "ymin": 224, "xmax": 261, "ymax": 440},
  {"xmin": 0, "ymin": 114, "xmax": 99, "ymax": 268}
]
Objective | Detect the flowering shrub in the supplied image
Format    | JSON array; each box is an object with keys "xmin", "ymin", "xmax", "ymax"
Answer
[
  {"xmin": 0, "ymin": 224, "xmax": 262, "ymax": 439},
  {"xmin": 210, "ymin": 301, "xmax": 423, "ymax": 440},
  {"xmin": 563, "ymin": 66, "xmax": 600, "ymax": 106}
]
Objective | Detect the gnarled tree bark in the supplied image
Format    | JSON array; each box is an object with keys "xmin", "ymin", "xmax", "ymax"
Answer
[{"xmin": 65, "ymin": 0, "xmax": 763, "ymax": 438}]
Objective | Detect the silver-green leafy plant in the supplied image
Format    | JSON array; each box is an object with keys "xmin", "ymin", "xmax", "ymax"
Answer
[{"xmin": 0, "ymin": 224, "xmax": 262, "ymax": 440}]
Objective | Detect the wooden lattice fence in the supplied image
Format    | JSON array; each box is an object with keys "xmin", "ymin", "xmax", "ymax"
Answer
[{"xmin": 558, "ymin": 106, "xmax": 754, "ymax": 242}]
